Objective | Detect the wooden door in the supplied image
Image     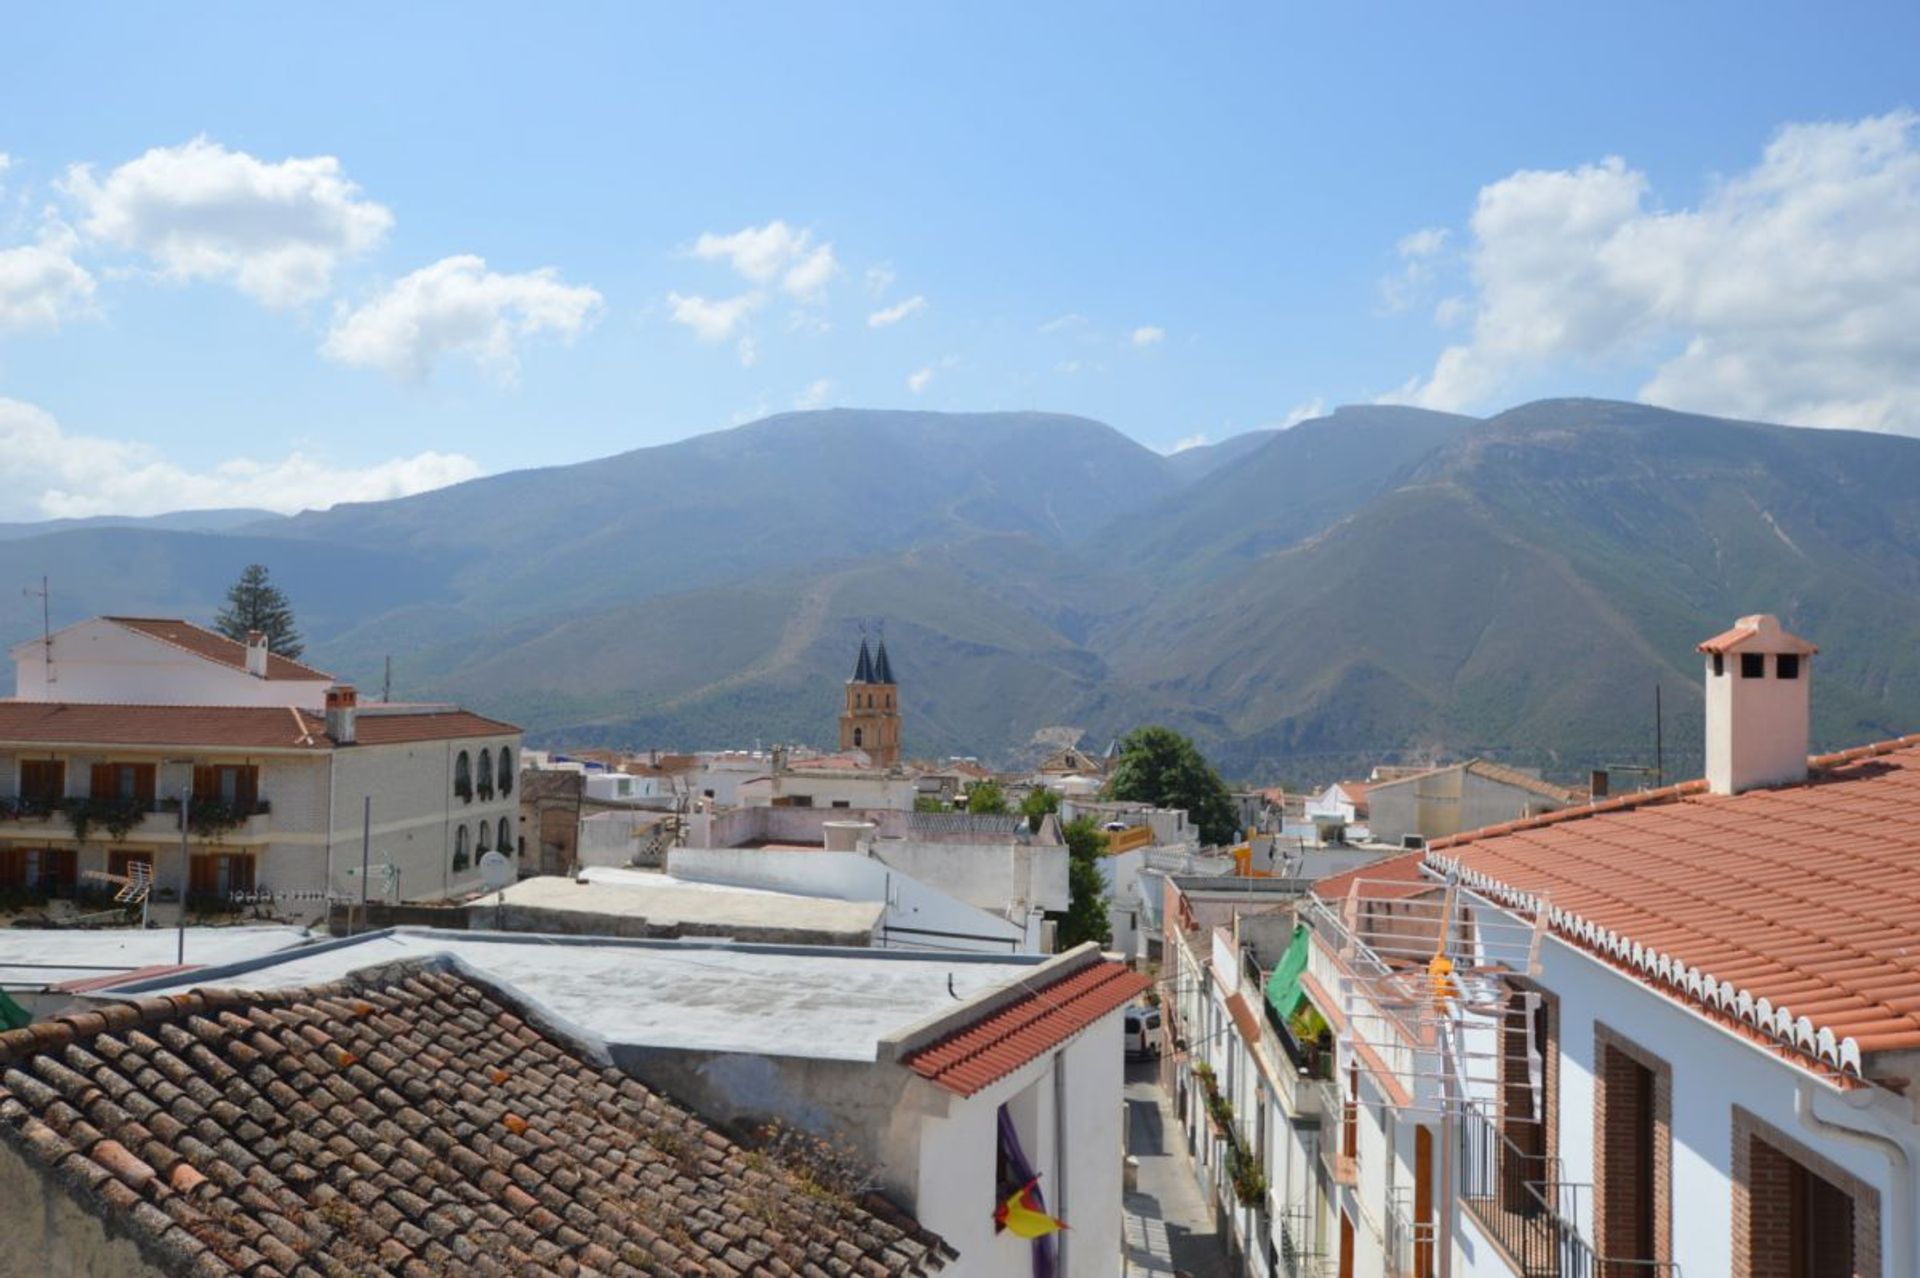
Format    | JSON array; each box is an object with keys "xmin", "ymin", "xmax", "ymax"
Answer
[{"xmin": 1415, "ymin": 1126, "xmax": 1434, "ymax": 1277}]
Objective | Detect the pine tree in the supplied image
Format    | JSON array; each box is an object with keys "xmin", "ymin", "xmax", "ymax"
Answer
[
  {"xmin": 214, "ymin": 564, "xmax": 304, "ymax": 659},
  {"xmin": 1108, "ymin": 725, "xmax": 1239, "ymax": 847}
]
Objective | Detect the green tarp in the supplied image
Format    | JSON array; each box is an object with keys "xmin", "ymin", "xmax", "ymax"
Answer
[
  {"xmin": 0, "ymin": 988, "xmax": 30, "ymax": 1032},
  {"xmin": 1264, "ymin": 923, "xmax": 1310, "ymax": 1023}
]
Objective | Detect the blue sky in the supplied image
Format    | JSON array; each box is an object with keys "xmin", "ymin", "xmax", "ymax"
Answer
[{"xmin": 2, "ymin": 3, "xmax": 1918, "ymax": 517}]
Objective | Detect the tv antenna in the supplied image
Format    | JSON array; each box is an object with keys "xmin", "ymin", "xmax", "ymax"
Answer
[{"xmin": 22, "ymin": 576, "xmax": 51, "ymax": 685}]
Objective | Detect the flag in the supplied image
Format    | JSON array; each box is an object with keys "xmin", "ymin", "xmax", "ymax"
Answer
[{"xmin": 995, "ymin": 1178, "xmax": 1068, "ymax": 1238}]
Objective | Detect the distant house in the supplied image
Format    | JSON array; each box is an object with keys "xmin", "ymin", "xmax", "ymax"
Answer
[
  {"xmin": 1365, "ymin": 757, "xmax": 1585, "ymax": 846},
  {"xmin": 1033, "ymin": 744, "xmax": 1107, "ymax": 779},
  {"xmin": 1303, "ymin": 779, "xmax": 1369, "ymax": 826},
  {"xmin": 0, "ymin": 616, "xmax": 520, "ymax": 908}
]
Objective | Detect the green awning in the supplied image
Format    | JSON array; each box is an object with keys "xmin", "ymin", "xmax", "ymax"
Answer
[
  {"xmin": 0, "ymin": 988, "xmax": 30, "ymax": 1032},
  {"xmin": 1264, "ymin": 923, "xmax": 1310, "ymax": 1022}
]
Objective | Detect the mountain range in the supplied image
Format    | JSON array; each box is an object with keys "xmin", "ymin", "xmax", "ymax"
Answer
[{"xmin": 5, "ymin": 399, "xmax": 1918, "ymax": 785}]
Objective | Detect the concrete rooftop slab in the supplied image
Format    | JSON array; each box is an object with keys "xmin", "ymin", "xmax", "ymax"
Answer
[{"xmin": 0, "ymin": 925, "xmax": 315, "ymax": 987}]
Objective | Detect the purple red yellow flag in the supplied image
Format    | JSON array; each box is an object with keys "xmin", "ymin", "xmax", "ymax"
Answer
[{"xmin": 995, "ymin": 1177, "xmax": 1068, "ymax": 1238}]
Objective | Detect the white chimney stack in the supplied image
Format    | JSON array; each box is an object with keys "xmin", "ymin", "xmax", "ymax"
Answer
[
  {"xmin": 245, "ymin": 630, "xmax": 269, "ymax": 678},
  {"xmin": 325, "ymin": 684, "xmax": 359, "ymax": 745},
  {"xmin": 1699, "ymin": 613, "xmax": 1817, "ymax": 796}
]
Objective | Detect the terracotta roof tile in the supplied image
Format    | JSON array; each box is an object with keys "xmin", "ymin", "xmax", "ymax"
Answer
[
  {"xmin": 903, "ymin": 960, "xmax": 1148, "ymax": 1096},
  {"xmin": 0, "ymin": 960, "xmax": 952, "ymax": 1276},
  {"xmin": 1311, "ymin": 852, "xmax": 1434, "ymax": 904},
  {"xmin": 1424, "ymin": 733, "xmax": 1920, "ymax": 1077},
  {"xmin": 0, "ymin": 702, "xmax": 517, "ymax": 750},
  {"xmin": 104, "ymin": 617, "xmax": 334, "ymax": 682}
]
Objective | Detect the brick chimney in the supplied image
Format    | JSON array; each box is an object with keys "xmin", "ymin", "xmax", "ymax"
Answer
[
  {"xmin": 1699, "ymin": 614, "xmax": 1817, "ymax": 796},
  {"xmin": 325, "ymin": 684, "xmax": 359, "ymax": 745},
  {"xmin": 245, "ymin": 630, "xmax": 269, "ymax": 678}
]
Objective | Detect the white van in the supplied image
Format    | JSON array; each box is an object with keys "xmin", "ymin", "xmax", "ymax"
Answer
[{"xmin": 1122, "ymin": 1005, "xmax": 1162, "ymax": 1057}]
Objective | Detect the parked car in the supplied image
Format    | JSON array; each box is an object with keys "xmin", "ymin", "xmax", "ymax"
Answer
[{"xmin": 1123, "ymin": 1004, "xmax": 1162, "ymax": 1057}]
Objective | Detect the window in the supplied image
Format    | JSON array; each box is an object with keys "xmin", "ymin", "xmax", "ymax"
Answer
[
  {"xmin": 192, "ymin": 764, "xmax": 259, "ymax": 811},
  {"xmin": 790, "ymin": 795, "xmax": 813, "ymax": 808},
  {"xmin": 1595, "ymin": 1031, "xmax": 1670, "ymax": 1267},
  {"xmin": 1777, "ymin": 653, "xmax": 1801, "ymax": 680},
  {"xmin": 1713, "ymin": 652, "xmax": 1726, "ymax": 677},
  {"xmin": 1739, "ymin": 1119, "xmax": 1865, "ymax": 1278},
  {"xmin": 0, "ymin": 847, "xmax": 76, "ymax": 891},
  {"xmin": 477, "ymin": 748, "xmax": 494, "ymax": 800},
  {"xmin": 831, "ymin": 799, "xmax": 851, "ymax": 809},
  {"xmin": 189, "ymin": 854, "xmax": 254, "ymax": 900},
  {"xmin": 454, "ymin": 751, "xmax": 473, "ymax": 803},
  {"xmin": 90, "ymin": 762, "xmax": 156, "ymax": 805},
  {"xmin": 1740, "ymin": 652, "xmax": 1766, "ymax": 678},
  {"xmin": 497, "ymin": 747, "xmax": 513, "ymax": 796},
  {"xmin": 498, "ymin": 816, "xmax": 511, "ymax": 852},
  {"xmin": 477, "ymin": 821, "xmax": 492, "ymax": 854},
  {"xmin": 19, "ymin": 760, "xmax": 64, "ymax": 803},
  {"xmin": 853, "ymin": 727, "xmax": 863, "ymax": 748}
]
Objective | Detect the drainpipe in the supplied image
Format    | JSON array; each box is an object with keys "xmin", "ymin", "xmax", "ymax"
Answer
[{"xmin": 1796, "ymin": 1079, "xmax": 1914, "ymax": 1278}]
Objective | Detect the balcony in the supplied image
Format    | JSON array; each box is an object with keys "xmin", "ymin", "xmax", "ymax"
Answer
[
  {"xmin": 1458, "ymin": 1101, "xmax": 1679, "ymax": 1278},
  {"xmin": 0, "ymin": 796, "xmax": 272, "ymax": 845},
  {"xmin": 1386, "ymin": 1186, "xmax": 1437, "ymax": 1278},
  {"xmin": 1277, "ymin": 1206, "xmax": 1332, "ymax": 1278}
]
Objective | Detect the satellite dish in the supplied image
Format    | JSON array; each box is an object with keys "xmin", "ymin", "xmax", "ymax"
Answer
[{"xmin": 479, "ymin": 850, "xmax": 513, "ymax": 892}]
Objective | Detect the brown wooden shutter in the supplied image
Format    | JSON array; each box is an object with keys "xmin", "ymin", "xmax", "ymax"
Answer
[
  {"xmin": 189, "ymin": 856, "xmax": 216, "ymax": 896},
  {"xmin": 237, "ymin": 766, "xmax": 259, "ymax": 810},
  {"xmin": 91, "ymin": 762, "xmax": 114, "ymax": 799},
  {"xmin": 193, "ymin": 766, "xmax": 218, "ymax": 803},
  {"xmin": 132, "ymin": 764, "xmax": 157, "ymax": 804}
]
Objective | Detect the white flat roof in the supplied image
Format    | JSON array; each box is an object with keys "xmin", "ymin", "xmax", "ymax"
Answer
[
  {"xmin": 0, "ymin": 925, "xmax": 315, "ymax": 987},
  {"xmin": 497, "ymin": 872, "xmax": 884, "ymax": 937},
  {"xmin": 109, "ymin": 928, "xmax": 1044, "ymax": 1063}
]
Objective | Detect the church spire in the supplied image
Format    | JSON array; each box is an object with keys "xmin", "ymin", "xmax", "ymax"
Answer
[
  {"xmin": 873, "ymin": 638, "xmax": 894, "ymax": 685},
  {"xmin": 851, "ymin": 636, "xmax": 876, "ymax": 683}
]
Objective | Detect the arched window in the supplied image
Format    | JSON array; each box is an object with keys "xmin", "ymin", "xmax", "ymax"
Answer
[
  {"xmin": 853, "ymin": 727, "xmax": 863, "ymax": 748},
  {"xmin": 477, "ymin": 821, "xmax": 492, "ymax": 854},
  {"xmin": 477, "ymin": 748, "xmax": 494, "ymax": 800},
  {"xmin": 498, "ymin": 816, "xmax": 511, "ymax": 853},
  {"xmin": 497, "ymin": 747, "xmax": 514, "ymax": 796},
  {"xmin": 454, "ymin": 824, "xmax": 470, "ymax": 869},
  {"xmin": 454, "ymin": 751, "xmax": 473, "ymax": 803}
]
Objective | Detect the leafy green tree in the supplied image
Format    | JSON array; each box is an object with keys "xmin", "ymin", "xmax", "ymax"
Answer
[
  {"xmin": 1108, "ymin": 725, "xmax": 1238, "ymax": 846},
  {"xmin": 214, "ymin": 564, "xmax": 304, "ymax": 659},
  {"xmin": 1056, "ymin": 815, "xmax": 1110, "ymax": 950},
  {"xmin": 1020, "ymin": 785, "xmax": 1061, "ymax": 833},
  {"xmin": 913, "ymin": 794, "xmax": 948, "ymax": 813},
  {"xmin": 966, "ymin": 780, "xmax": 1009, "ymax": 814}
]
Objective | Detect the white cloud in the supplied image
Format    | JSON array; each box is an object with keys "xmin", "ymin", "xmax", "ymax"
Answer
[
  {"xmin": 1169, "ymin": 432, "xmax": 1209, "ymax": 453},
  {"xmin": 865, "ymin": 263, "xmax": 896, "ymax": 297},
  {"xmin": 322, "ymin": 255, "xmax": 603, "ymax": 382},
  {"xmin": 1395, "ymin": 111, "xmax": 1920, "ymax": 432},
  {"xmin": 1379, "ymin": 226, "xmax": 1451, "ymax": 314},
  {"xmin": 737, "ymin": 335, "xmax": 759, "ymax": 367},
  {"xmin": 0, "ymin": 396, "xmax": 479, "ymax": 519},
  {"xmin": 907, "ymin": 366, "xmax": 934, "ymax": 394},
  {"xmin": 867, "ymin": 294, "xmax": 926, "ymax": 328},
  {"xmin": 1131, "ymin": 325, "xmax": 1166, "ymax": 347},
  {"xmin": 0, "ymin": 224, "xmax": 95, "ymax": 333},
  {"xmin": 788, "ymin": 309, "xmax": 832, "ymax": 335},
  {"xmin": 664, "ymin": 289, "xmax": 762, "ymax": 342},
  {"xmin": 1038, "ymin": 313, "xmax": 1087, "ymax": 334},
  {"xmin": 795, "ymin": 378, "xmax": 833, "ymax": 409},
  {"xmin": 692, "ymin": 220, "xmax": 837, "ymax": 298},
  {"xmin": 63, "ymin": 137, "xmax": 392, "ymax": 308}
]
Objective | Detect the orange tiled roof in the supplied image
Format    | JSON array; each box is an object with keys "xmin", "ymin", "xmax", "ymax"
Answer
[
  {"xmin": 0, "ymin": 701, "xmax": 516, "ymax": 750},
  {"xmin": 104, "ymin": 617, "xmax": 334, "ymax": 682},
  {"xmin": 1424, "ymin": 733, "xmax": 1920, "ymax": 1078},
  {"xmin": 903, "ymin": 960, "xmax": 1148, "ymax": 1096},
  {"xmin": 0, "ymin": 961, "xmax": 953, "ymax": 1276},
  {"xmin": 1310, "ymin": 852, "xmax": 1435, "ymax": 905},
  {"xmin": 1696, "ymin": 613, "xmax": 1819, "ymax": 656}
]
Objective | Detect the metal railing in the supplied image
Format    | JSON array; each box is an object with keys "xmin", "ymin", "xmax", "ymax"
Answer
[
  {"xmin": 1277, "ymin": 1205, "xmax": 1331, "ymax": 1278},
  {"xmin": 1458, "ymin": 1101, "xmax": 1681, "ymax": 1278},
  {"xmin": 1386, "ymin": 1185, "xmax": 1438, "ymax": 1278}
]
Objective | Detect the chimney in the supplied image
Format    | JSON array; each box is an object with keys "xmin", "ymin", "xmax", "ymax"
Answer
[
  {"xmin": 1699, "ymin": 613, "xmax": 1816, "ymax": 796},
  {"xmin": 1588, "ymin": 769, "xmax": 1610, "ymax": 800},
  {"xmin": 325, "ymin": 684, "xmax": 359, "ymax": 745},
  {"xmin": 246, "ymin": 630, "xmax": 269, "ymax": 678}
]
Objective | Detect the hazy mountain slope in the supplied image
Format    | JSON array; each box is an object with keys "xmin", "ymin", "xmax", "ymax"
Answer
[
  {"xmin": 1104, "ymin": 400, "xmax": 1920, "ymax": 778},
  {"xmin": 1095, "ymin": 405, "xmax": 1477, "ymax": 578},
  {"xmin": 0, "ymin": 528, "xmax": 449, "ymax": 657},
  {"xmin": 265, "ymin": 410, "xmax": 1179, "ymax": 619},
  {"xmin": 1163, "ymin": 429, "xmax": 1280, "ymax": 483},
  {"xmin": 0, "ymin": 508, "xmax": 284, "ymax": 542}
]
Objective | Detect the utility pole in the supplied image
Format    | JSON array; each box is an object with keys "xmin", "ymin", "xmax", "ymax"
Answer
[
  {"xmin": 176, "ymin": 779, "xmax": 191, "ymax": 965},
  {"xmin": 358, "ymin": 795, "xmax": 372, "ymax": 934},
  {"xmin": 382, "ymin": 656, "xmax": 392, "ymax": 703},
  {"xmin": 23, "ymin": 577, "xmax": 50, "ymax": 688},
  {"xmin": 1654, "ymin": 684, "xmax": 1664, "ymax": 789}
]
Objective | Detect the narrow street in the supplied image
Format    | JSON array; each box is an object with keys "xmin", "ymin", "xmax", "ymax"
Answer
[{"xmin": 1123, "ymin": 1056, "xmax": 1233, "ymax": 1278}]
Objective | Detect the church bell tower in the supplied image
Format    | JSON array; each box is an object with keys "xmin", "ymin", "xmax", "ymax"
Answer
[{"xmin": 840, "ymin": 631, "xmax": 901, "ymax": 767}]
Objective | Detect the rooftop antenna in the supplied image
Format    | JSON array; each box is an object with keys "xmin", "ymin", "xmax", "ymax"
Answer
[
  {"xmin": 1654, "ymin": 683, "xmax": 1664, "ymax": 789},
  {"xmin": 22, "ymin": 576, "xmax": 50, "ymax": 686},
  {"xmin": 383, "ymin": 655, "xmax": 392, "ymax": 703}
]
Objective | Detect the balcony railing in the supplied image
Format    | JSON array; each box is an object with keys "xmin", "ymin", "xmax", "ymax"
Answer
[
  {"xmin": 1278, "ymin": 1206, "xmax": 1332, "ymax": 1278},
  {"xmin": 1458, "ymin": 1101, "xmax": 1681, "ymax": 1278},
  {"xmin": 1386, "ymin": 1185, "xmax": 1438, "ymax": 1278},
  {"xmin": 0, "ymin": 795, "xmax": 271, "ymax": 841}
]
